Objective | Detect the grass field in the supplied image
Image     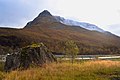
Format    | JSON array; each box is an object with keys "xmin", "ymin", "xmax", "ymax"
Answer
[{"xmin": 0, "ymin": 60, "xmax": 119, "ymax": 80}]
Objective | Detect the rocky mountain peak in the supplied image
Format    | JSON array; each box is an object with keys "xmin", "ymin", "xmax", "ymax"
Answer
[
  {"xmin": 25, "ymin": 10, "xmax": 57, "ymax": 27},
  {"xmin": 38, "ymin": 10, "xmax": 52, "ymax": 17}
]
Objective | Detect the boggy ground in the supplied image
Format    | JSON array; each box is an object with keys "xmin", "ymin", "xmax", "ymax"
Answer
[{"xmin": 0, "ymin": 60, "xmax": 120, "ymax": 80}]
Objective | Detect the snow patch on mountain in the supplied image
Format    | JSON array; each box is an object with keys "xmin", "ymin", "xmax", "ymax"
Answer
[{"xmin": 55, "ymin": 16, "xmax": 105, "ymax": 32}]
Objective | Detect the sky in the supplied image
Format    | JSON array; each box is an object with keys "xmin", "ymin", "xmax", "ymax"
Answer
[{"xmin": 0, "ymin": 0, "xmax": 120, "ymax": 36}]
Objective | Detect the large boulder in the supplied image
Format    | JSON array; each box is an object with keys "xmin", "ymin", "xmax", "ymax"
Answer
[{"xmin": 4, "ymin": 43, "xmax": 57, "ymax": 71}]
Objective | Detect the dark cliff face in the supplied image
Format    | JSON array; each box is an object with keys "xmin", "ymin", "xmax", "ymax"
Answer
[{"xmin": 25, "ymin": 10, "xmax": 58, "ymax": 27}]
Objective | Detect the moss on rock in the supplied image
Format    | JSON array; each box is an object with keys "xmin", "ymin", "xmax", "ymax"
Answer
[{"xmin": 4, "ymin": 43, "xmax": 57, "ymax": 71}]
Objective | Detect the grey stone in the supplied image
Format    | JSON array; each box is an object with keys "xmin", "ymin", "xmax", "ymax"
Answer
[{"xmin": 4, "ymin": 43, "xmax": 57, "ymax": 71}]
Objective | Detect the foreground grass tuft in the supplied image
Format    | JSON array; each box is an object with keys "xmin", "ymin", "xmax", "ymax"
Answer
[{"xmin": 1, "ymin": 60, "xmax": 120, "ymax": 80}]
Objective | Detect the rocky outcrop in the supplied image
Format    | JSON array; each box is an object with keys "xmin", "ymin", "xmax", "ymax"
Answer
[
  {"xmin": 4, "ymin": 43, "xmax": 57, "ymax": 71},
  {"xmin": 4, "ymin": 54, "xmax": 20, "ymax": 71}
]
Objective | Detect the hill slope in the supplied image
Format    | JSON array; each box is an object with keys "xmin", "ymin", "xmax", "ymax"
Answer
[{"xmin": 0, "ymin": 10, "xmax": 120, "ymax": 55}]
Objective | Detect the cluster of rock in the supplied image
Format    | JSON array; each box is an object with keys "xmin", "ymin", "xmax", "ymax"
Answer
[{"xmin": 4, "ymin": 43, "xmax": 57, "ymax": 71}]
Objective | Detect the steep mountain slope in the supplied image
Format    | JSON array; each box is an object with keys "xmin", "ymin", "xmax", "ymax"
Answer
[{"xmin": 0, "ymin": 10, "xmax": 120, "ymax": 55}]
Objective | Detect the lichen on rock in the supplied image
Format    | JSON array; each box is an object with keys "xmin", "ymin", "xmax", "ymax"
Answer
[{"xmin": 4, "ymin": 43, "xmax": 57, "ymax": 71}]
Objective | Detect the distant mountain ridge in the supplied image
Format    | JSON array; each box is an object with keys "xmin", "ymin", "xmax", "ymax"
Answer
[{"xmin": 26, "ymin": 10, "xmax": 105, "ymax": 33}]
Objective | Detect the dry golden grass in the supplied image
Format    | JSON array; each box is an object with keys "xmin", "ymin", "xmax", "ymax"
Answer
[{"xmin": 3, "ymin": 60, "xmax": 120, "ymax": 80}]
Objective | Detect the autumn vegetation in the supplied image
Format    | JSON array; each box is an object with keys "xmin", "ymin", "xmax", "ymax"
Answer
[
  {"xmin": 1, "ymin": 10, "xmax": 120, "ymax": 80},
  {"xmin": 64, "ymin": 40, "xmax": 79, "ymax": 63},
  {"xmin": 0, "ymin": 26, "xmax": 120, "ymax": 55},
  {"xmin": 0, "ymin": 60, "xmax": 119, "ymax": 80},
  {"xmin": 0, "ymin": 42, "xmax": 120, "ymax": 80}
]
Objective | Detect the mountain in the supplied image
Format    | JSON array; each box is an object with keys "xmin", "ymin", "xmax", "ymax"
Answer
[
  {"xmin": 54, "ymin": 16, "xmax": 105, "ymax": 32},
  {"xmin": 26, "ymin": 10, "xmax": 105, "ymax": 32},
  {"xmin": 26, "ymin": 10, "xmax": 58, "ymax": 27},
  {"xmin": 0, "ymin": 10, "xmax": 120, "ymax": 55}
]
